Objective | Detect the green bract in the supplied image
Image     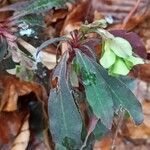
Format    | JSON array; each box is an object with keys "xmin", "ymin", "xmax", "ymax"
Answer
[{"xmin": 100, "ymin": 37, "xmax": 144, "ymax": 76}]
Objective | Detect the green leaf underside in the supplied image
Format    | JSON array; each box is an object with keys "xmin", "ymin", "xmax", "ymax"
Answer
[
  {"xmin": 76, "ymin": 50, "xmax": 143, "ymax": 126},
  {"xmin": 75, "ymin": 50, "xmax": 114, "ymax": 129},
  {"xmin": 108, "ymin": 37, "xmax": 132, "ymax": 58},
  {"xmin": 48, "ymin": 52, "xmax": 82, "ymax": 149}
]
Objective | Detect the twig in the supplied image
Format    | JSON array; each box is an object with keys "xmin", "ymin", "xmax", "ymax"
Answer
[
  {"xmin": 17, "ymin": 38, "xmax": 56, "ymax": 62},
  {"xmin": 121, "ymin": 0, "xmax": 141, "ymax": 29},
  {"xmin": 111, "ymin": 108, "xmax": 125, "ymax": 150},
  {"xmin": 17, "ymin": 38, "xmax": 56, "ymax": 69}
]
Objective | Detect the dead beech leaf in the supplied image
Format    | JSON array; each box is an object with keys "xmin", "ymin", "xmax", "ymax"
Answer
[
  {"xmin": 138, "ymin": 64, "xmax": 150, "ymax": 82},
  {"xmin": 92, "ymin": 0, "xmax": 149, "ymax": 30},
  {"xmin": 11, "ymin": 115, "xmax": 30, "ymax": 150},
  {"xmin": 0, "ymin": 0, "xmax": 10, "ymax": 22},
  {"xmin": 61, "ymin": 0, "xmax": 90, "ymax": 35},
  {"xmin": 0, "ymin": 111, "xmax": 27, "ymax": 149},
  {"xmin": 0, "ymin": 75, "xmax": 48, "ymax": 111},
  {"xmin": 124, "ymin": 101, "xmax": 150, "ymax": 139},
  {"xmin": 94, "ymin": 136, "xmax": 112, "ymax": 150},
  {"xmin": 45, "ymin": 9, "xmax": 68, "ymax": 24}
]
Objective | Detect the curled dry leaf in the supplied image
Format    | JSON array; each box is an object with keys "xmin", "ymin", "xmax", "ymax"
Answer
[
  {"xmin": 11, "ymin": 115, "xmax": 30, "ymax": 150},
  {"xmin": 0, "ymin": 111, "xmax": 28, "ymax": 149},
  {"xmin": 0, "ymin": 75, "xmax": 47, "ymax": 111}
]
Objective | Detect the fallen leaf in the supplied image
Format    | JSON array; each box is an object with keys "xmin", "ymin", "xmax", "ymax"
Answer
[
  {"xmin": 0, "ymin": 75, "xmax": 47, "ymax": 111},
  {"xmin": 0, "ymin": 111, "xmax": 28, "ymax": 149},
  {"xmin": 11, "ymin": 115, "xmax": 30, "ymax": 150}
]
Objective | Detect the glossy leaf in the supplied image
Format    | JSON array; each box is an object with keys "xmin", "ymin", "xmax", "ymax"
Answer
[
  {"xmin": 75, "ymin": 50, "xmax": 114, "ymax": 129},
  {"xmin": 48, "ymin": 52, "xmax": 82, "ymax": 149}
]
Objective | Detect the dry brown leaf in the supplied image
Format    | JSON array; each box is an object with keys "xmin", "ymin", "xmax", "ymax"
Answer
[
  {"xmin": 45, "ymin": 9, "xmax": 68, "ymax": 25},
  {"xmin": 94, "ymin": 136, "xmax": 112, "ymax": 150},
  {"xmin": 138, "ymin": 64, "xmax": 150, "ymax": 82},
  {"xmin": 11, "ymin": 115, "xmax": 30, "ymax": 150},
  {"xmin": 61, "ymin": 0, "xmax": 149, "ymax": 35},
  {"xmin": 0, "ymin": 111, "xmax": 28, "ymax": 149},
  {"xmin": 61, "ymin": 0, "xmax": 90, "ymax": 35},
  {"xmin": 92, "ymin": 0, "xmax": 149, "ymax": 30},
  {"xmin": 124, "ymin": 101, "xmax": 150, "ymax": 139},
  {"xmin": 0, "ymin": 0, "xmax": 10, "ymax": 22},
  {"xmin": 0, "ymin": 75, "xmax": 48, "ymax": 111}
]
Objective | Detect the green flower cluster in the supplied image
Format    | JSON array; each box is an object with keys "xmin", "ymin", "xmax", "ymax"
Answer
[{"xmin": 100, "ymin": 37, "xmax": 144, "ymax": 76}]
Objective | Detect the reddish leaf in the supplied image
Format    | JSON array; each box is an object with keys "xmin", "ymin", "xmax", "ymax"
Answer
[{"xmin": 110, "ymin": 30, "xmax": 147, "ymax": 58}]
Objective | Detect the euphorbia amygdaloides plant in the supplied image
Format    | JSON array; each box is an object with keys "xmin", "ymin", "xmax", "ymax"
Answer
[{"xmin": 35, "ymin": 20, "xmax": 145, "ymax": 149}]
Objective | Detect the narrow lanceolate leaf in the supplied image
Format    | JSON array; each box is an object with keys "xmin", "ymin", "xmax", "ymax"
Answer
[
  {"xmin": 48, "ymin": 52, "xmax": 82, "ymax": 149},
  {"xmin": 75, "ymin": 50, "xmax": 114, "ymax": 129},
  {"xmin": 96, "ymin": 65, "xmax": 144, "ymax": 125}
]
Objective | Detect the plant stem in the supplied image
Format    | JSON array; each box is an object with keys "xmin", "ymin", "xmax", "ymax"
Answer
[{"xmin": 111, "ymin": 109, "xmax": 125, "ymax": 150}]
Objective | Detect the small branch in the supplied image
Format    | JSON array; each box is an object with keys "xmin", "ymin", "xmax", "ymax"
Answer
[
  {"xmin": 17, "ymin": 38, "xmax": 56, "ymax": 69},
  {"xmin": 17, "ymin": 38, "xmax": 56, "ymax": 62},
  {"xmin": 121, "ymin": 0, "xmax": 141, "ymax": 29},
  {"xmin": 17, "ymin": 38, "xmax": 36, "ymax": 54},
  {"xmin": 111, "ymin": 109, "xmax": 125, "ymax": 150}
]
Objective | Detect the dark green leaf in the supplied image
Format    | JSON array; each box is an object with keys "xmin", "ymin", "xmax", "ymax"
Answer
[
  {"xmin": 55, "ymin": 143, "xmax": 67, "ymax": 150},
  {"xmin": 96, "ymin": 64, "xmax": 144, "ymax": 125},
  {"xmin": 75, "ymin": 50, "xmax": 143, "ymax": 127},
  {"xmin": 75, "ymin": 50, "xmax": 114, "ymax": 129},
  {"xmin": 22, "ymin": 0, "xmax": 75, "ymax": 15},
  {"xmin": 0, "ymin": 36, "xmax": 7, "ymax": 62},
  {"xmin": 19, "ymin": 14, "xmax": 44, "ymax": 27},
  {"xmin": 48, "ymin": 52, "xmax": 82, "ymax": 149},
  {"xmin": 93, "ymin": 120, "xmax": 109, "ymax": 140}
]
